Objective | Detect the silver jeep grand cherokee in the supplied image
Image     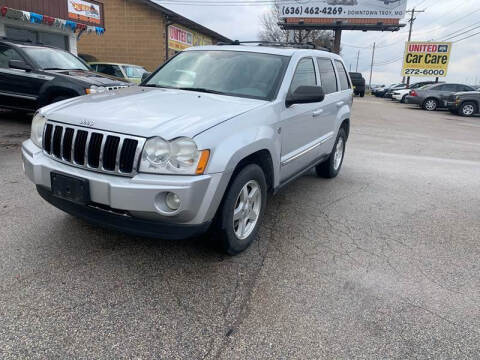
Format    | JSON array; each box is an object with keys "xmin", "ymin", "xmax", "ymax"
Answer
[{"xmin": 22, "ymin": 44, "xmax": 353, "ymax": 255}]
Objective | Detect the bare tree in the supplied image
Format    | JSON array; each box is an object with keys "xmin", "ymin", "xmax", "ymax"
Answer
[{"xmin": 259, "ymin": 7, "xmax": 334, "ymax": 49}]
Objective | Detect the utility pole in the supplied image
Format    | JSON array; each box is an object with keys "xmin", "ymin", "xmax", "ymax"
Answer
[
  {"xmin": 369, "ymin": 42, "xmax": 376, "ymax": 90},
  {"xmin": 404, "ymin": 8, "xmax": 425, "ymax": 86},
  {"xmin": 355, "ymin": 50, "xmax": 360, "ymax": 72}
]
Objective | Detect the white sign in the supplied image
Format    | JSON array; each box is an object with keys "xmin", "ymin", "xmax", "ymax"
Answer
[
  {"xmin": 68, "ymin": 0, "xmax": 101, "ymax": 24},
  {"xmin": 277, "ymin": 0, "xmax": 408, "ymax": 19}
]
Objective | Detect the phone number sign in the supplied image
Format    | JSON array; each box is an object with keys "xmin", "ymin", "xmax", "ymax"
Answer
[
  {"xmin": 402, "ymin": 42, "xmax": 452, "ymax": 77},
  {"xmin": 277, "ymin": 0, "xmax": 408, "ymax": 19}
]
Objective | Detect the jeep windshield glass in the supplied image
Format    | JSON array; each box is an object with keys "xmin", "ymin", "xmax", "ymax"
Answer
[
  {"xmin": 144, "ymin": 50, "xmax": 290, "ymax": 101},
  {"xmin": 22, "ymin": 47, "xmax": 89, "ymax": 71}
]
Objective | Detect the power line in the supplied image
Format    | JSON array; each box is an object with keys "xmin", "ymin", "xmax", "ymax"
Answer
[{"xmin": 453, "ymin": 30, "xmax": 480, "ymax": 44}]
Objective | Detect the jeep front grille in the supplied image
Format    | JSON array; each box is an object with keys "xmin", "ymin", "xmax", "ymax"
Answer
[{"xmin": 42, "ymin": 121, "xmax": 146, "ymax": 177}]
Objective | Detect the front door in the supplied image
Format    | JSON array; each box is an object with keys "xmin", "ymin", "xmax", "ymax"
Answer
[{"xmin": 279, "ymin": 57, "xmax": 324, "ymax": 183}]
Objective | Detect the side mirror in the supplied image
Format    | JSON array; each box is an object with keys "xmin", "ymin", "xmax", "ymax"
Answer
[
  {"xmin": 141, "ymin": 72, "xmax": 152, "ymax": 82},
  {"xmin": 9, "ymin": 59, "xmax": 32, "ymax": 72},
  {"xmin": 286, "ymin": 86, "xmax": 325, "ymax": 107}
]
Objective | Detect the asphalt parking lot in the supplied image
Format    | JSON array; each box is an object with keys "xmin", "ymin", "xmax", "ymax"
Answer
[{"xmin": 1, "ymin": 98, "xmax": 480, "ymax": 359}]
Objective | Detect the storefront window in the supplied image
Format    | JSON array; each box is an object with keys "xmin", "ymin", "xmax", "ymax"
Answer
[{"xmin": 5, "ymin": 26, "xmax": 68, "ymax": 50}]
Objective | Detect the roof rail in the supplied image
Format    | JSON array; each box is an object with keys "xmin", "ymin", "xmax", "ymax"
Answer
[{"xmin": 216, "ymin": 40, "xmax": 331, "ymax": 52}]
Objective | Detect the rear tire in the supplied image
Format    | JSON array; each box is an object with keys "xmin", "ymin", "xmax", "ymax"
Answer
[
  {"xmin": 401, "ymin": 95, "xmax": 407, "ymax": 103},
  {"xmin": 316, "ymin": 128, "xmax": 347, "ymax": 179},
  {"xmin": 459, "ymin": 102, "xmax": 477, "ymax": 117},
  {"xmin": 423, "ymin": 98, "xmax": 438, "ymax": 111},
  {"xmin": 360, "ymin": 92, "xmax": 365, "ymax": 98},
  {"xmin": 216, "ymin": 164, "xmax": 267, "ymax": 255}
]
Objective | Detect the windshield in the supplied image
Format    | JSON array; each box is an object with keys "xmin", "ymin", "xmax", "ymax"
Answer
[
  {"xmin": 23, "ymin": 47, "xmax": 89, "ymax": 70},
  {"xmin": 145, "ymin": 50, "xmax": 290, "ymax": 100},
  {"xmin": 123, "ymin": 65, "xmax": 147, "ymax": 78}
]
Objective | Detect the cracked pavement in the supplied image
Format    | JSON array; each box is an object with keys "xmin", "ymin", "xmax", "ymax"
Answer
[{"xmin": 1, "ymin": 99, "xmax": 480, "ymax": 359}]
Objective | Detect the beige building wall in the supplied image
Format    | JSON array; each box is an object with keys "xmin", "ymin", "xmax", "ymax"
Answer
[{"xmin": 78, "ymin": 0, "xmax": 175, "ymax": 72}]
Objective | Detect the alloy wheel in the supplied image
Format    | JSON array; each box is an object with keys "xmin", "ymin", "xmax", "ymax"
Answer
[{"xmin": 233, "ymin": 180, "xmax": 261, "ymax": 240}]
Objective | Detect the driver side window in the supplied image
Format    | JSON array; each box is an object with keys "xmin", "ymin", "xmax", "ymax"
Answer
[
  {"xmin": 289, "ymin": 58, "xmax": 317, "ymax": 94},
  {"xmin": 0, "ymin": 46, "xmax": 23, "ymax": 69}
]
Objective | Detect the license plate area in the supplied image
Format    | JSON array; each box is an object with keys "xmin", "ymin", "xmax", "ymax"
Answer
[{"xmin": 51, "ymin": 172, "xmax": 90, "ymax": 205}]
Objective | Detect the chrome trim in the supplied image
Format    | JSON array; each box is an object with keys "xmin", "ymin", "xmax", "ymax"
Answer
[
  {"xmin": 0, "ymin": 90, "xmax": 37, "ymax": 100},
  {"xmin": 281, "ymin": 132, "xmax": 334, "ymax": 167},
  {"xmin": 42, "ymin": 120, "xmax": 146, "ymax": 177}
]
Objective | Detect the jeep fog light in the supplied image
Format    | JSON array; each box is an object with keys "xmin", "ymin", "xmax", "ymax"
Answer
[{"xmin": 166, "ymin": 192, "xmax": 181, "ymax": 211}]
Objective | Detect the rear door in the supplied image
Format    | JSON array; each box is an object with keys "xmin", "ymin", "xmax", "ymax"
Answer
[{"xmin": 316, "ymin": 57, "xmax": 340, "ymax": 153}]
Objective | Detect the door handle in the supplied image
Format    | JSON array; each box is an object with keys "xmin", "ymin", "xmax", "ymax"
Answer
[
  {"xmin": 336, "ymin": 101, "xmax": 344, "ymax": 108},
  {"xmin": 312, "ymin": 109, "xmax": 324, "ymax": 117}
]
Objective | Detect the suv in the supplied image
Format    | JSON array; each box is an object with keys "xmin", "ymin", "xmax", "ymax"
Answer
[
  {"xmin": 446, "ymin": 91, "xmax": 480, "ymax": 117},
  {"xmin": 0, "ymin": 39, "xmax": 130, "ymax": 112},
  {"xmin": 348, "ymin": 72, "xmax": 365, "ymax": 97},
  {"xmin": 22, "ymin": 45, "xmax": 353, "ymax": 255}
]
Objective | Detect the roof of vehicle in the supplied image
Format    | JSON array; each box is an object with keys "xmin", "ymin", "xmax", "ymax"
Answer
[
  {"xmin": 89, "ymin": 62, "xmax": 146, "ymax": 68},
  {"xmin": 184, "ymin": 45, "xmax": 342, "ymax": 59},
  {"xmin": 0, "ymin": 38, "xmax": 62, "ymax": 50}
]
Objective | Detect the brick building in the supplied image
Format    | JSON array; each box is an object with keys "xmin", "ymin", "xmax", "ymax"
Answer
[{"xmin": 78, "ymin": 0, "xmax": 230, "ymax": 71}]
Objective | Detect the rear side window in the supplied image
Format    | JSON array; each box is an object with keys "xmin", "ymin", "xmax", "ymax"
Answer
[
  {"xmin": 317, "ymin": 58, "xmax": 338, "ymax": 94},
  {"xmin": 334, "ymin": 60, "xmax": 351, "ymax": 91},
  {"xmin": 290, "ymin": 58, "xmax": 316, "ymax": 93},
  {"xmin": 96, "ymin": 64, "xmax": 124, "ymax": 78}
]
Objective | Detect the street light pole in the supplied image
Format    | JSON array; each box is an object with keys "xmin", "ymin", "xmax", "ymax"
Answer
[{"xmin": 369, "ymin": 42, "xmax": 376, "ymax": 90}]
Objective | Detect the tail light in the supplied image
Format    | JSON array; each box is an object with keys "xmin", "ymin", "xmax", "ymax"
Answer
[{"xmin": 410, "ymin": 90, "xmax": 417, "ymax": 97}]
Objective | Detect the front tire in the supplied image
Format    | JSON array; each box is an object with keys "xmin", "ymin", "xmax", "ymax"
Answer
[
  {"xmin": 316, "ymin": 128, "xmax": 347, "ymax": 179},
  {"xmin": 459, "ymin": 102, "xmax": 477, "ymax": 117},
  {"xmin": 217, "ymin": 164, "xmax": 267, "ymax": 255},
  {"xmin": 401, "ymin": 95, "xmax": 407, "ymax": 103}
]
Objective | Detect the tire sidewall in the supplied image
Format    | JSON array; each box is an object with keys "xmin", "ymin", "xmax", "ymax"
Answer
[
  {"xmin": 423, "ymin": 98, "xmax": 438, "ymax": 111},
  {"xmin": 329, "ymin": 128, "xmax": 346, "ymax": 177},
  {"xmin": 460, "ymin": 102, "xmax": 477, "ymax": 117},
  {"xmin": 219, "ymin": 164, "xmax": 267, "ymax": 255}
]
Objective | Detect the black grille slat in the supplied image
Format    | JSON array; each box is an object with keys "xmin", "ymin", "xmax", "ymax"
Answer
[
  {"xmin": 44, "ymin": 124, "xmax": 53, "ymax": 154},
  {"xmin": 102, "ymin": 136, "xmax": 120, "ymax": 171},
  {"xmin": 62, "ymin": 128, "xmax": 74, "ymax": 161},
  {"xmin": 87, "ymin": 133, "xmax": 103, "ymax": 168},
  {"xmin": 43, "ymin": 122, "xmax": 141, "ymax": 176},
  {"xmin": 119, "ymin": 139, "xmax": 138, "ymax": 173},
  {"xmin": 73, "ymin": 130, "xmax": 88, "ymax": 165},
  {"xmin": 52, "ymin": 126, "xmax": 63, "ymax": 158}
]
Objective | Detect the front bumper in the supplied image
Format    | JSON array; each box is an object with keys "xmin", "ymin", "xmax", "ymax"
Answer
[{"xmin": 22, "ymin": 140, "xmax": 229, "ymax": 237}]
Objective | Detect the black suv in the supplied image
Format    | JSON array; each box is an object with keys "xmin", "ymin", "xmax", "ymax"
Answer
[
  {"xmin": 0, "ymin": 39, "xmax": 130, "ymax": 112},
  {"xmin": 348, "ymin": 72, "xmax": 366, "ymax": 97}
]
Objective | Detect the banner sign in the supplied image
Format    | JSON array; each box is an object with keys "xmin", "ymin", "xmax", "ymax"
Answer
[
  {"xmin": 68, "ymin": 0, "xmax": 101, "ymax": 25},
  {"xmin": 401, "ymin": 42, "xmax": 452, "ymax": 77},
  {"xmin": 277, "ymin": 0, "xmax": 408, "ymax": 19},
  {"xmin": 168, "ymin": 25, "xmax": 213, "ymax": 52}
]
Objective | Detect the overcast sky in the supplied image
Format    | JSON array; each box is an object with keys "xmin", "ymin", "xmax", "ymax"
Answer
[{"xmin": 158, "ymin": 0, "xmax": 480, "ymax": 86}]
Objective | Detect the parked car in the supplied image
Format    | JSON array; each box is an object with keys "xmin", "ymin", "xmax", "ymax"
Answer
[
  {"xmin": 371, "ymin": 84, "xmax": 385, "ymax": 96},
  {"xmin": 0, "ymin": 39, "xmax": 130, "ymax": 112},
  {"xmin": 22, "ymin": 44, "xmax": 353, "ymax": 255},
  {"xmin": 349, "ymin": 72, "xmax": 365, "ymax": 97},
  {"xmin": 406, "ymin": 83, "xmax": 476, "ymax": 111},
  {"xmin": 392, "ymin": 81, "xmax": 440, "ymax": 103},
  {"xmin": 446, "ymin": 91, "xmax": 480, "ymax": 117},
  {"xmin": 375, "ymin": 83, "xmax": 404, "ymax": 98},
  {"xmin": 384, "ymin": 83, "xmax": 407, "ymax": 99},
  {"xmin": 90, "ymin": 62, "xmax": 149, "ymax": 84}
]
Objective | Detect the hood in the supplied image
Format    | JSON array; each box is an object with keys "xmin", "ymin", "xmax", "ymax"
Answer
[
  {"xmin": 42, "ymin": 86, "xmax": 267, "ymax": 139},
  {"xmin": 46, "ymin": 69, "xmax": 129, "ymax": 86}
]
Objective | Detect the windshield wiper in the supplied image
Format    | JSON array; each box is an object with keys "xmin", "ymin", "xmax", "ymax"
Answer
[
  {"xmin": 141, "ymin": 84, "xmax": 170, "ymax": 88},
  {"xmin": 43, "ymin": 68, "xmax": 86, "ymax": 71},
  {"xmin": 177, "ymin": 87, "xmax": 226, "ymax": 95}
]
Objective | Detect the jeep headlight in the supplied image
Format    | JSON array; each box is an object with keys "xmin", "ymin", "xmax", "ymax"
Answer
[
  {"xmin": 31, "ymin": 112, "xmax": 47, "ymax": 148},
  {"xmin": 139, "ymin": 137, "xmax": 210, "ymax": 175},
  {"xmin": 86, "ymin": 85, "xmax": 107, "ymax": 94}
]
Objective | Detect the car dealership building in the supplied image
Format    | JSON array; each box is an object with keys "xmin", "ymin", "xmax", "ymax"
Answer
[
  {"xmin": 0, "ymin": 0, "xmax": 105, "ymax": 55},
  {"xmin": 1, "ymin": 0, "xmax": 229, "ymax": 72}
]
